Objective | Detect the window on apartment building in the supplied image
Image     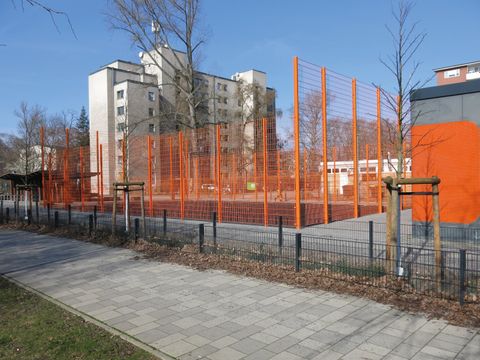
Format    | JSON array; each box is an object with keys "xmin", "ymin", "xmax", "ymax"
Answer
[
  {"xmin": 117, "ymin": 106, "xmax": 125, "ymax": 116},
  {"xmin": 217, "ymin": 83, "xmax": 222, "ymax": 91},
  {"xmin": 223, "ymin": 97, "xmax": 228, "ymax": 104},
  {"xmin": 468, "ymin": 65, "xmax": 480, "ymax": 73},
  {"xmin": 149, "ymin": 108, "xmax": 154, "ymax": 117},
  {"xmin": 221, "ymin": 123, "xmax": 228, "ymax": 129},
  {"xmin": 148, "ymin": 91, "xmax": 155, "ymax": 101},
  {"xmin": 217, "ymin": 97, "xmax": 222, "ymax": 104},
  {"xmin": 117, "ymin": 90, "xmax": 124, "ymax": 100},
  {"xmin": 148, "ymin": 124, "xmax": 155, "ymax": 133},
  {"xmin": 223, "ymin": 84, "xmax": 227, "ymax": 91},
  {"xmin": 117, "ymin": 122, "xmax": 125, "ymax": 132},
  {"xmin": 221, "ymin": 135, "xmax": 229, "ymax": 142},
  {"xmin": 238, "ymin": 99, "xmax": 242, "ymax": 107},
  {"xmin": 444, "ymin": 69, "xmax": 460, "ymax": 78}
]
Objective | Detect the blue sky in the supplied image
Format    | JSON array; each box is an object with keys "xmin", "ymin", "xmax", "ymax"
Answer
[{"xmin": 0, "ymin": 0, "xmax": 478, "ymax": 134}]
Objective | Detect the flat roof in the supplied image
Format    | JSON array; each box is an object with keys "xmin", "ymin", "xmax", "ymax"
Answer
[
  {"xmin": 410, "ymin": 78, "xmax": 480, "ymax": 101},
  {"xmin": 433, "ymin": 60, "xmax": 480, "ymax": 72}
]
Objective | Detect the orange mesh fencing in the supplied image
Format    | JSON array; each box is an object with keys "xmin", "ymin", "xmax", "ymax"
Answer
[{"xmin": 35, "ymin": 57, "xmax": 411, "ymax": 228}]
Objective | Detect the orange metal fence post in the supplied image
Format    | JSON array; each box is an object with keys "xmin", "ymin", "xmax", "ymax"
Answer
[
  {"xmin": 195, "ymin": 157, "xmax": 199, "ymax": 200},
  {"xmin": 169, "ymin": 136, "xmax": 174, "ymax": 200},
  {"xmin": 377, "ymin": 87, "xmax": 383, "ymax": 213},
  {"xmin": 48, "ymin": 153, "xmax": 52, "ymax": 205},
  {"xmin": 96, "ymin": 131, "xmax": 100, "ymax": 207},
  {"xmin": 148, "ymin": 135, "xmax": 153, "ymax": 216},
  {"xmin": 64, "ymin": 128, "xmax": 69, "ymax": 208},
  {"xmin": 232, "ymin": 153, "xmax": 237, "ymax": 200},
  {"xmin": 254, "ymin": 151, "xmax": 258, "ymax": 202},
  {"xmin": 158, "ymin": 134, "xmax": 162, "ymax": 193},
  {"xmin": 40, "ymin": 126, "xmax": 45, "ymax": 207},
  {"xmin": 352, "ymin": 78, "xmax": 359, "ymax": 218},
  {"xmin": 276, "ymin": 149, "xmax": 281, "ymax": 197},
  {"xmin": 321, "ymin": 66, "xmax": 329, "ymax": 223},
  {"xmin": 303, "ymin": 151, "xmax": 308, "ymax": 201},
  {"xmin": 262, "ymin": 118, "xmax": 269, "ymax": 227},
  {"xmin": 366, "ymin": 144, "xmax": 370, "ymax": 205},
  {"xmin": 100, "ymin": 144, "xmax": 104, "ymax": 212},
  {"xmin": 216, "ymin": 125, "xmax": 222, "ymax": 223},
  {"xmin": 293, "ymin": 56, "xmax": 302, "ymax": 229},
  {"xmin": 122, "ymin": 133, "xmax": 126, "ymax": 213},
  {"xmin": 185, "ymin": 138, "xmax": 189, "ymax": 200},
  {"xmin": 402, "ymin": 142, "xmax": 407, "ymax": 209},
  {"xmin": 80, "ymin": 147, "xmax": 85, "ymax": 212},
  {"xmin": 333, "ymin": 146, "xmax": 337, "ymax": 202},
  {"xmin": 179, "ymin": 132, "xmax": 185, "ymax": 220}
]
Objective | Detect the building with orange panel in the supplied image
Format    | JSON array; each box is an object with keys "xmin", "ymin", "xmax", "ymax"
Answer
[{"xmin": 410, "ymin": 77, "xmax": 480, "ymax": 234}]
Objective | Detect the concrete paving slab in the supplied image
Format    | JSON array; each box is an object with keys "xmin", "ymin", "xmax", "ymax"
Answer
[{"xmin": 0, "ymin": 229, "xmax": 478, "ymax": 359}]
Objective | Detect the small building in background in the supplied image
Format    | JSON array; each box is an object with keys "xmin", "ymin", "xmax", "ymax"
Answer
[
  {"xmin": 411, "ymin": 61, "xmax": 480, "ymax": 236},
  {"xmin": 434, "ymin": 60, "xmax": 480, "ymax": 86}
]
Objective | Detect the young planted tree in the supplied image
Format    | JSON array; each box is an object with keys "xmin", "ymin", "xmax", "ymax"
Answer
[
  {"xmin": 379, "ymin": 0, "xmax": 431, "ymax": 272},
  {"xmin": 379, "ymin": 0, "xmax": 428, "ymax": 180}
]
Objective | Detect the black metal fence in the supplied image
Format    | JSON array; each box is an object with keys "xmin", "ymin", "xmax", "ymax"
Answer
[{"xmin": 1, "ymin": 198, "xmax": 479, "ymax": 305}]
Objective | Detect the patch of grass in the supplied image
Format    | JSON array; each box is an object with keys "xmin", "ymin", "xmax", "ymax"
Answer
[
  {"xmin": 0, "ymin": 277, "xmax": 157, "ymax": 360},
  {"xmin": 330, "ymin": 260, "xmax": 386, "ymax": 278}
]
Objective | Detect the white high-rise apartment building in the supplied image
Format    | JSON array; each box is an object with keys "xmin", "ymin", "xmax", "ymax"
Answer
[{"xmin": 88, "ymin": 46, "xmax": 275, "ymax": 193}]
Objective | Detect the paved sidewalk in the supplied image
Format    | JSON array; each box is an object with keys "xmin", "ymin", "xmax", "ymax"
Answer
[{"xmin": 0, "ymin": 230, "xmax": 478, "ymax": 360}]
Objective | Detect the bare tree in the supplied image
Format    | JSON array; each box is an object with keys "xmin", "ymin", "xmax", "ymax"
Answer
[
  {"xmin": 378, "ymin": 0, "xmax": 434, "ymax": 273},
  {"xmin": 10, "ymin": 0, "xmax": 76, "ymax": 38},
  {"xmin": 12, "ymin": 102, "xmax": 45, "ymax": 179},
  {"xmin": 378, "ymin": 0, "xmax": 429, "ymax": 179},
  {"xmin": 109, "ymin": 0, "xmax": 206, "ymax": 131},
  {"xmin": 44, "ymin": 111, "xmax": 76, "ymax": 149},
  {"xmin": 232, "ymin": 81, "xmax": 275, "ymax": 178}
]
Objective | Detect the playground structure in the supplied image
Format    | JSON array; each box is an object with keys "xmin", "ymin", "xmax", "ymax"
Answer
[{"xmin": 2, "ymin": 57, "xmax": 412, "ymax": 228}]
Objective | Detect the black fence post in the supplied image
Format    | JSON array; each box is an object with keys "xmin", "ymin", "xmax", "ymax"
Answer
[
  {"xmin": 47, "ymin": 204, "xmax": 51, "ymax": 225},
  {"xmin": 199, "ymin": 223, "xmax": 204, "ymax": 254},
  {"xmin": 68, "ymin": 205, "xmax": 72, "ymax": 225},
  {"xmin": 54, "ymin": 211, "xmax": 59, "ymax": 229},
  {"xmin": 134, "ymin": 218, "xmax": 139, "ymax": 241},
  {"xmin": 6, "ymin": 208, "xmax": 10, "ymax": 224},
  {"xmin": 0, "ymin": 199, "xmax": 3, "ymax": 224},
  {"xmin": 212, "ymin": 211, "xmax": 217, "ymax": 251},
  {"xmin": 163, "ymin": 209, "xmax": 167, "ymax": 235},
  {"xmin": 406, "ymin": 247, "xmax": 413, "ymax": 282},
  {"xmin": 440, "ymin": 250, "xmax": 446, "ymax": 290},
  {"xmin": 88, "ymin": 214, "xmax": 93, "ymax": 237},
  {"xmin": 368, "ymin": 221, "xmax": 374, "ymax": 260},
  {"xmin": 35, "ymin": 200, "xmax": 39, "ymax": 224},
  {"xmin": 278, "ymin": 216, "xmax": 283, "ymax": 252},
  {"xmin": 459, "ymin": 249, "xmax": 466, "ymax": 306},
  {"xmin": 93, "ymin": 205, "xmax": 97, "ymax": 229},
  {"xmin": 27, "ymin": 209, "xmax": 32, "ymax": 225},
  {"xmin": 295, "ymin": 233, "xmax": 302, "ymax": 272}
]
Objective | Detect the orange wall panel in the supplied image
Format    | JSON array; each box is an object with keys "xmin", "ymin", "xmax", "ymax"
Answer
[
  {"xmin": 412, "ymin": 121, "xmax": 480, "ymax": 224},
  {"xmin": 412, "ymin": 120, "xmax": 480, "ymax": 224}
]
